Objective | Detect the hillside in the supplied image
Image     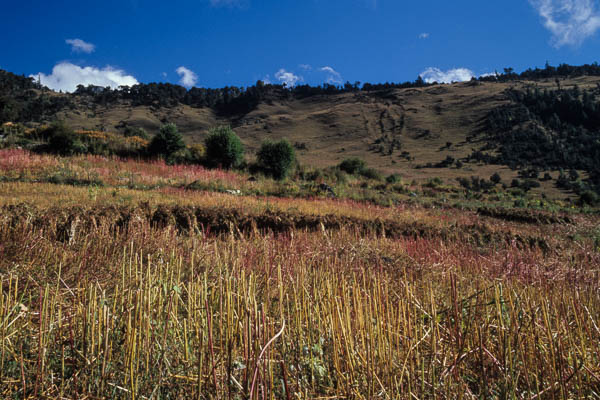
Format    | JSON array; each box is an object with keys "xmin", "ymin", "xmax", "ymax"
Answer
[
  {"xmin": 43, "ymin": 77, "xmax": 600, "ymax": 173},
  {"xmin": 3, "ymin": 66, "xmax": 600, "ymax": 200}
]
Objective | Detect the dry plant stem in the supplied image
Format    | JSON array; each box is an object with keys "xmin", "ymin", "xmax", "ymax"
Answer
[{"xmin": 249, "ymin": 320, "xmax": 285, "ymax": 400}]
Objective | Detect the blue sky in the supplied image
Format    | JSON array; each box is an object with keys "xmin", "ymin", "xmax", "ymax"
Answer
[{"xmin": 1, "ymin": 0, "xmax": 599, "ymax": 91}]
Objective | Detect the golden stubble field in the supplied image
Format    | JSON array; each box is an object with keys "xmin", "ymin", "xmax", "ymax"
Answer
[{"xmin": 0, "ymin": 149, "xmax": 599, "ymax": 398}]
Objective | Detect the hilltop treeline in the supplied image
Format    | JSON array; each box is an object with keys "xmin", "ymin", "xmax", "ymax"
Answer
[
  {"xmin": 60, "ymin": 62, "xmax": 600, "ymax": 113},
  {"xmin": 73, "ymin": 78, "xmax": 433, "ymax": 116},
  {"xmin": 0, "ymin": 70, "xmax": 72, "ymax": 123},
  {"xmin": 3, "ymin": 62, "xmax": 600, "ymax": 124},
  {"xmin": 479, "ymin": 62, "xmax": 600, "ymax": 82}
]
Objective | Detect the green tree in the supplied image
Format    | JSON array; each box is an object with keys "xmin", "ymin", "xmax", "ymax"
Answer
[
  {"xmin": 204, "ymin": 125, "xmax": 244, "ymax": 169},
  {"xmin": 149, "ymin": 123, "xmax": 185, "ymax": 160},
  {"xmin": 256, "ymin": 139, "xmax": 295, "ymax": 180}
]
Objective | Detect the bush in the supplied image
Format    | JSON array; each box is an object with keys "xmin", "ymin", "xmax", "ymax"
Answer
[
  {"xmin": 148, "ymin": 123, "xmax": 185, "ymax": 161},
  {"xmin": 513, "ymin": 198, "xmax": 527, "ymax": 208},
  {"xmin": 45, "ymin": 122, "xmax": 86, "ymax": 155},
  {"xmin": 334, "ymin": 169, "xmax": 348, "ymax": 185},
  {"xmin": 360, "ymin": 168, "xmax": 382, "ymax": 181},
  {"xmin": 188, "ymin": 143, "xmax": 206, "ymax": 163},
  {"xmin": 386, "ymin": 174, "xmax": 401, "ymax": 184},
  {"xmin": 123, "ymin": 126, "xmax": 149, "ymax": 140},
  {"xmin": 296, "ymin": 165, "xmax": 322, "ymax": 182},
  {"xmin": 520, "ymin": 179, "xmax": 541, "ymax": 191},
  {"xmin": 256, "ymin": 139, "xmax": 296, "ymax": 180},
  {"xmin": 204, "ymin": 126, "xmax": 244, "ymax": 169},
  {"xmin": 168, "ymin": 148, "xmax": 194, "ymax": 165},
  {"xmin": 490, "ymin": 172, "xmax": 502, "ymax": 185},
  {"xmin": 338, "ymin": 158, "xmax": 366, "ymax": 175},
  {"xmin": 434, "ymin": 156, "xmax": 455, "ymax": 168},
  {"xmin": 424, "ymin": 177, "xmax": 443, "ymax": 188},
  {"xmin": 579, "ymin": 190, "xmax": 599, "ymax": 206}
]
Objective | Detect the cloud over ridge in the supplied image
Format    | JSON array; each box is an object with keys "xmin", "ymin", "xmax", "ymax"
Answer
[
  {"xmin": 530, "ymin": 0, "xmax": 600, "ymax": 46},
  {"xmin": 275, "ymin": 69, "xmax": 302, "ymax": 87},
  {"xmin": 320, "ymin": 66, "xmax": 343, "ymax": 84},
  {"xmin": 176, "ymin": 66, "xmax": 198, "ymax": 87},
  {"xmin": 420, "ymin": 67, "xmax": 474, "ymax": 83},
  {"xmin": 33, "ymin": 62, "xmax": 138, "ymax": 92}
]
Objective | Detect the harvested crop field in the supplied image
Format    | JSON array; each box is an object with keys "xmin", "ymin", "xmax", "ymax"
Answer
[
  {"xmin": 0, "ymin": 148, "xmax": 599, "ymax": 399},
  {"xmin": 1, "ymin": 203, "xmax": 552, "ymax": 249},
  {"xmin": 1, "ymin": 193, "xmax": 599, "ymax": 399}
]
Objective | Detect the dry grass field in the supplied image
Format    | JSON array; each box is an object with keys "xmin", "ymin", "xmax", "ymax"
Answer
[{"xmin": 0, "ymin": 148, "xmax": 599, "ymax": 398}]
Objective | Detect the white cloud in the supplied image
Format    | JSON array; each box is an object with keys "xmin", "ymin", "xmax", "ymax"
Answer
[
  {"xmin": 420, "ymin": 67, "xmax": 474, "ymax": 83},
  {"xmin": 530, "ymin": 0, "xmax": 600, "ymax": 46},
  {"xmin": 275, "ymin": 69, "xmax": 302, "ymax": 87},
  {"xmin": 299, "ymin": 64, "xmax": 312, "ymax": 70},
  {"xmin": 65, "ymin": 38, "xmax": 95, "ymax": 53},
  {"xmin": 320, "ymin": 66, "xmax": 343, "ymax": 84},
  {"xmin": 32, "ymin": 62, "xmax": 138, "ymax": 92},
  {"xmin": 176, "ymin": 66, "xmax": 198, "ymax": 87},
  {"xmin": 418, "ymin": 33, "xmax": 430, "ymax": 39}
]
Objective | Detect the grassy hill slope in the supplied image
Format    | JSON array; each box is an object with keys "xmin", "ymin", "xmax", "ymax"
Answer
[{"xmin": 3, "ymin": 67, "xmax": 600, "ymax": 200}]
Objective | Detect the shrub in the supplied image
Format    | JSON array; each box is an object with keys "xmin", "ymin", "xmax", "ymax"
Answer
[
  {"xmin": 188, "ymin": 143, "xmax": 206, "ymax": 163},
  {"xmin": 360, "ymin": 168, "xmax": 382, "ymax": 181},
  {"xmin": 168, "ymin": 148, "xmax": 194, "ymax": 165},
  {"xmin": 334, "ymin": 169, "xmax": 348, "ymax": 185},
  {"xmin": 513, "ymin": 198, "xmax": 527, "ymax": 208},
  {"xmin": 386, "ymin": 174, "xmax": 401, "ymax": 184},
  {"xmin": 148, "ymin": 123, "xmax": 185, "ymax": 161},
  {"xmin": 434, "ymin": 156, "xmax": 455, "ymax": 168},
  {"xmin": 305, "ymin": 168, "xmax": 324, "ymax": 182},
  {"xmin": 490, "ymin": 172, "xmax": 502, "ymax": 185},
  {"xmin": 520, "ymin": 179, "xmax": 541, "ymax": 191},
  {"xmin": 45, "ymin": 122, "xmax": 86, "ymax": 155},
  {"xmin": 294, "ymin": 142, "xmax": 308, "ymax": 150},
  {"xmin": 204, "ymin": 126, "xmax": 244, "ymax": 169},
  {"xmin": 256, "ymin": 139, "xmax": 296, "ymax": 180},
  {"xmin": 457, "ymin": 177, "xmax": 471, "ymax": 190},
  {"xmin": 338, "ymin": 158, "xmax": 366, "ymax": 175},
  {"xmin": 123, "ymin": 126, "xmax": 149, "ymax": 140},
  {"xmin": 579, "ymin": 190, "xmax": 599, "ymax": 206},
  {"xmin": 424, "ymin": 177, "xmax": 443, "ymax": 188}
]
